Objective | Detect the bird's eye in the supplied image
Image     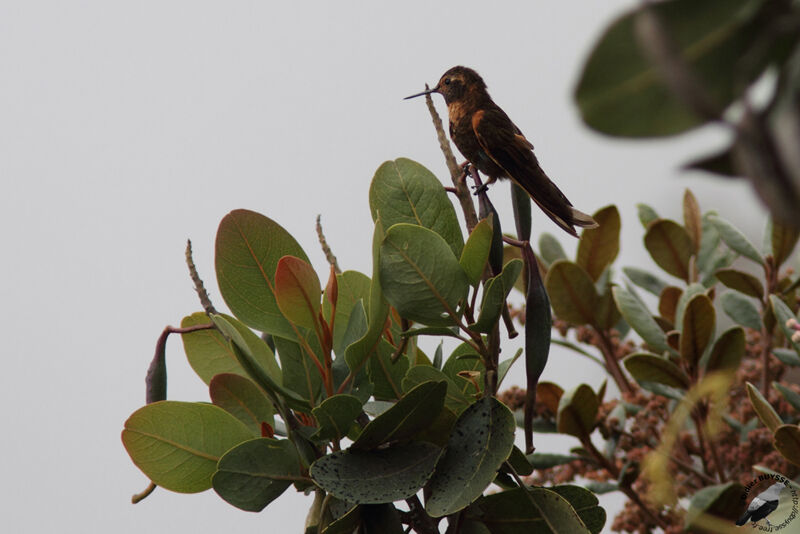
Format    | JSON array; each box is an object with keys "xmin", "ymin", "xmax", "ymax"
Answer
[{"xmin": 444, "ymin": 78, "xmax": 451, "ymax": 85}]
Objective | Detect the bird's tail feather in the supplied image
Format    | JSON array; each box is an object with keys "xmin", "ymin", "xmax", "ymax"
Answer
[{"xmin": 511, "ymin": 161, "xmax": 597, "ymax": 238}]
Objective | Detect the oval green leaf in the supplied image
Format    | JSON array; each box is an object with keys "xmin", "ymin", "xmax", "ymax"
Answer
[
  {"xmin": 310, "ymin": 442, "xmax": 442, "ymax": 504},
  {"xmin": 468, "ymin": 486, "xmax": 598, "ymax": 534},
  {"xmin": 746, "ymin": 382, "xmax": 782, "ymax": 433},
  {"xmin": 709, "ymin": 215, "xmax": 764, "ymax": 264},
  {"xmin": 212, "ymin": 438, "xmax": 301, "ymax": 512},
  {"xmin": 557, "ymin": 384, "xmax": 599, "ymax": 440},
  {"xmin": 680, "ymin": 294, "xmax": 715, "ymax": 367},
  {"xmin": 774, "ymin": 425, "xmax": 800, "ymax": 466},
  {"xmin": 623, "ymin": 352, "xmax": 690, "ymax": 389},
  {"xmin": 425, "ymin": 396, "xmax": 516, "ymax": 517},
  {"xmin": 545, "ymin": 260, "xmax": 598, "ymax": 326},
  {"xmin": 122, "ymin": 401, "xmax": 253, "ymax": 493},
  {"xmin": 644, "ymin": 219, "xmax": 693, "ymax": 281},
  {"xmin": 574, "ymin": 0, "xmax": 759, "ymax": 137},
  {"xmin": 623, "ymin": 266, "xmax": 668, "ymax": 297},
  {"xmin": 576, "ymin": 205, "xmax": 620, "ymax": 281},
  {"xmin": 369, "ymin": 158, "xmax": 464, "ymax": 257},
  {"xmin": 379, "ymin": 223, "xmax": 469, "ymax": 326},
  {"xmin": 720, "ymin": 291, "xmax": 762, "ymax": 331},
  {"xmin": 353, "ymin": 380, "xmax": 447, "ymax": 450},
  {"xmin": 714, "ymin": 268, "xmax": 764, "ymax": 299},
  {"xmin": 771, "ymin": 218, "xmax": 800, "ymax": 267},
  {"xmin": 539, "ymin": 233, "xmax": 567, "ymax": 267},
  {"xmin": 312, "ymin": 394, "xmax": 363, "ymax": 442},
  {"xmin": 460, "ymin": 216, "xmax": 494, "ymax": 286},
  {"xmin": 471, "ymin": 259, "xmax": 523, "ymax": 333},
  {"xmin": 210, "ymin": 373, "xmax": 275, "ymax": 435},
  {"xmin": 402, "ymin": 365, "xmax": 472, "ymax": 415},
  {"xmin": 215, "ymin": 209, "xmax": 309, "ymax": 339},
  {"xmin": 613, "ymin": 286, "xmax": 669, "ymax": 354},
  {"xmin": 705, "ymin": 327, "xmax": 745, "ymax": 373}
]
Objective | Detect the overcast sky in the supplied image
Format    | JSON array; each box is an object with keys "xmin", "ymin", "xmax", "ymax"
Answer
[{"xmin": 0, "ymin": 1, "xmax": 767, "ymax": 532}]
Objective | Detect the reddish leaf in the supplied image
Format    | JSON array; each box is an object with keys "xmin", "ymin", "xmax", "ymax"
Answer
[{"xmin": 274, "ymin": 256, "xmax": 323, "ymax": 330}]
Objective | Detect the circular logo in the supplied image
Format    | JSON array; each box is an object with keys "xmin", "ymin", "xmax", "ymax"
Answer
[{"xmin": 737, "ymin": 473, "xmax": 799, "ymax": 530}]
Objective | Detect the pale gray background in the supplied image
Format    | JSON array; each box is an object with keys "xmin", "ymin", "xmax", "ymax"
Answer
[{"xmin": 0, "ymin": 1, "xmax": 767, "ymax": 532}]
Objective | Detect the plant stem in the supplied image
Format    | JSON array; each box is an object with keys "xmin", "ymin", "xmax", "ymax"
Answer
[
  {"xmin": 596, "ymin": 329, "xmax": 633, "ymax": 395},
  {"xmin": 583, "ymin": 437, "xmax": 668, "ymax": 529},
  {"xmin": 404, "ymin": 495, "xmax": 439, "ymax": 534},
  {"xmin": 422, "ymin": 89, "xmax": 479, "ymax": 232}
]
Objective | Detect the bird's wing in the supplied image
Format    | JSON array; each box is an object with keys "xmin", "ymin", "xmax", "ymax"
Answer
[
  {"xmin": 471, "ymin": 107, "xmax": 584, "ymax": 237},
  {"xmin": 471, "ymin": 108, "xmax": 536, "ymax": 180}
]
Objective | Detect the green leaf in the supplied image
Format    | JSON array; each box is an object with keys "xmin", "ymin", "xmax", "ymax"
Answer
[
  {"xmin": 497, "ymin": 349, "xmax": 524, "ymax": 389},
  {"xmin": 557, "ymin": 384, "xmax": 599, "ymax": 439},
  {"xmin": 181, "ymin": 312, "xmax": 276, "ymax": 385},
  {"xmin": 637, "ymin": 204, "xmax": 659, "ymax": 228},
  {"xmin": 685, "ymin": 482, "xmax": 745, "ymax": 529},
  {"xmin": 613, "ymin": 286, "xmax": 669, "ymax": 354},
  {"xmin": 709, "ymin": 215, "xmax": 764, "ymax": 264},
  {"xmin": 623, "ymin": 267, "xmax": 668, "ymax": 296},
  {"xmin": 471, "ymin": 259, "xmax": 523, "ymax": 332},
  {"xmin": 746, "ymin": 382, "xmax": 782, "ymax": 432},
  {"xmin": 122, "ymin": 401, "xmax": 253, "ymax": 493},
  {"xmin": 425, "ymin": 397, "xmax": 516, "ymax": 517},
  {"xmin": 774, "ymin": 425, "xmax": 800, "ymax": 466},
  {"xmin": 623, "ymin": 353, "xmax": 690, "ymax": 389},
  {"xmin": 680, "ymin": 294, "xmax": 715, "ymax": 367},
  {"xmin": 368, "ymin": 339, "xmax": 410, "ymax": 401},
  {"xmin": 644, "ymin": 219, "xmax": 693, "ymax": 281},
  {"xmin": 574, "ymin": 0, "xmax": 762, "ymax": 137},
  {"xmin": 773, "ymin": 348, "xmax": 800, "ymax": 366},
  {"xmin": 312, "ymin": 395, "xmax": 363, "ymax": 442},
  {"xmin": 402, "ymin": 365, "xmax": 472, "ymax": 414},
  {"xmin": 345, "ymin": 220, "xmax": 390, "ymax": 373},
  {"xmin": 209, "ymin": 373, "xmax": 275, "ymax": 435},
  {"xmin": 545, "ymin": 260, "xmax": 598, "ymax": 326},
  {"xmin": 273, "ymin": 336, "xmax": 323, "ymax": 404},
  {"xmin": 771, "ymin": 218, "xmax": 800, "ymax": 267},
  {"xmin": 215, "ymin": 209, "xmax": 309, "ymax": 339},
  {"xmin": 212, "ymin": 438, "xmax": 300, "ymax": 512},
  {"xmin": 379, "ymin": 223, "xmax": 469, "ymax": 326},
  {"xmin": 212, "ymin": 315, "xmax": 311, "ymax": 412},
  {"xmin": 683, "ymin": 189, "xmax": 702, "ymax": 254},
  {"xmin": 714, "ymin": 268, "xmax": 764, "ymax": 299},
  {"xmin": 527, "ymin": 453, "xmax": 580, "ymax": 469},
  {"xmin": 539, "ymin": 233, "xmax": 567, "ymax": 267},
  {"xmin": 720, "ymin": 291, "xmax": 762, "ymax": 330},
  {"xmin": 469, "ymin": 486, "xmax": 597, "ymax": 534},
  {"xmin": 461, "ymin": 216, "xmax": 494, "ymax": 286},
  {"xmin": 310, "ymin": 442, "xmax": 442, "ymax": 504},
  {"xmin": 774, "ymin": 382, "xmax": 800, "ymax": 413},
  {"xmin": 576, "ymin": 205, "xmax": 620, "ymax": 281},
  {"xmin": 322, "ymin": 270, "xmax": 371, "ymax": 357},
  {"xmin": 274, "ymin": 256, "xmax": 322, "ymax": 331},
  {"xmin": 369, "ymin": 158, "xmax": 464, "ymax": 257},
  {"xmin": 705, "ymin": 327, "xmax": 745, "ymax": 373},
  {"xmin": 353, "ymin": 381, "xmax": 447, "ymax": 450},
  {"xmin": 442, "ymin": 343, "xmax": 485, "ymax": 396}
]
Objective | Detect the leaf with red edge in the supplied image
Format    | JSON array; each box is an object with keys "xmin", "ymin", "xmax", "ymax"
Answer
[{"xmin": 274, "ymin": 256, "xmax": 323, "ymax": 330}]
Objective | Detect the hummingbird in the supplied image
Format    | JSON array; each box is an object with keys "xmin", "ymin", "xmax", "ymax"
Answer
[{"xmin": 405, "ymin": 66, "xmax": 597, "ymax": 237}]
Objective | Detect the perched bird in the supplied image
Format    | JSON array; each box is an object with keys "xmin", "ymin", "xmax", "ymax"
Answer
[
  {"xmin": 736, "ymin": 483, "xmax": 783, "ymax": 526},
  {"xmin": 405, "ymin": 66, "xmax": 597, "ymax": 237}
]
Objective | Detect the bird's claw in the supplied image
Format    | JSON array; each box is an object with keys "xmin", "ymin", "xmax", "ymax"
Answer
[{"xmin": 472, "ymin": 183, "xmax": 489, "ymax": 196}]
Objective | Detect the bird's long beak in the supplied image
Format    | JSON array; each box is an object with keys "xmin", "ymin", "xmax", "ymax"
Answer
[{"xmin": 404, "ymin": 85, "xmax": 438, "ymax": 100}]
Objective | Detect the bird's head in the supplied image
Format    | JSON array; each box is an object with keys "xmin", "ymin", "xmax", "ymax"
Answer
[{"xmin": 404, "ymin": 66, "xmax": 488, "ymax": 105}]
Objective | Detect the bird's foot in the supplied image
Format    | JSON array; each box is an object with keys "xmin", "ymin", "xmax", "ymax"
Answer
[
  {"xmin": 458, "ymin": 161, "xmax": 472, "ymax": 182},
  {"xmin": 472, "ymin": 183, "xmax": 489, "ymax": 196}
]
